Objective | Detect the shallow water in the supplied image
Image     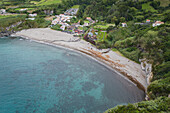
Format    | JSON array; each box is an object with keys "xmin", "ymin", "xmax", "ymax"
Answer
[{"xmin": 0, "ymin": 37, "xmax": 144, "ymax": 113}]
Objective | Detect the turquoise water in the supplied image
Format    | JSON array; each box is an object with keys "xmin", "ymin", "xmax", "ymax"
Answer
[{"xmin": 0, "ymin": 37, "xmax": 144, "ymax": 113}]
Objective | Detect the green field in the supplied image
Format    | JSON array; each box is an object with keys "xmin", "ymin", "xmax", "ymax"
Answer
[
  {"xmin": 84, "ymin": 20, "xmax": 90, "ymax": 23},
  {"xmin": 72, "ymin": 5, "xmax": 80, "ymax": 9},
  {"xmin": 0, "ymin": 15, "xmax": 19, "ymax": 19},
  {"xmin": 158, "ymin": 0, "xmax": 170, "ymax": 7},
  {"xmin": 94, "ymin": 24, "xmax": 115, "ymax": 29},
  {"xmin": 142, "ymin": 2, "xmax": 158, "ymax": 12},
  {"xmin": 14, "ymin": 8, "xmax": 34, "ymax": 11},
  {"xmin": 97, "ymin": 31, "xmax": 107, "ymax": 42},
  {"xmin": 31, "ymin": 0, "xmax": 61, "ymax": 6}
]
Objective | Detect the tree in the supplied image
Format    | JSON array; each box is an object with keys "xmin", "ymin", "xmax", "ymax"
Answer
[
  {"xmin": 106, "ymin": 26, "xmax": 114, "ymax": 33},
  {"xmin": 80, "ymin": 19, "xmax": 84, "ymax": 25},
  {"xmin": 120, "ymin": 17, "xmax": 125, "ymax": 22},
  {"xmin": 111, "ymin": 16, "xmax": 119, "ymax": 26}
]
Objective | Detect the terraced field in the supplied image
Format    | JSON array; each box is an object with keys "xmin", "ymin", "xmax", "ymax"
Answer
[
  {"xmin": 0, "ymin": 0, "xmax": 61, "ymax": 7},
  {"xmin": 159, "ymin": 0, "xmax": 170, "ymax": 7},
  {"xmin": 31, "ymin": 0, "xmax": 61, "ymax": 6}
]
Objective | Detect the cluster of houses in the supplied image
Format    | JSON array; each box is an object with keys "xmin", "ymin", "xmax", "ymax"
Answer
[
  {"xmin": 52, "ymin": 14, "xmax": 75, "ymax": 26},
  {"xmin": 122, "ymin": 19, "xmax": 164, "ymax": 27},
  {"xmin": 84, "ymin": 28, "xmax": 98, "ymax": 45},
  {"xmin": 0, "ymin": 9, "xmax": 6, "ymax": 14},
  {"xmin": 51, "ymin": 10, "xmax": 96, "ymax": 36},
  {"xmin": 152, "ymin": 21, "xmax": 164, "ymax": 27}
]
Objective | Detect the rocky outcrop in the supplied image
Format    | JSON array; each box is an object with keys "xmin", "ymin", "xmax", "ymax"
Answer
[
  {"xmin": 0, "ymin": 29, "xmax": 15, "ymax": 37},
  {"xmin": 44, "ymin": 10, "xmax": 54, "ymax": 15},
  {"xmin": 0, "ymin": 21, "xmax": 22, "ymax": 37},
  {"xmin": 139, "ymin": 59, "xmax": 153, "ymax": 85}
]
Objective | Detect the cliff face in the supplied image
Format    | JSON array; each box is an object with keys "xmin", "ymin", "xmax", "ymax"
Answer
[
  {"xmin": 0, "ymin": 21, "xmax": 22, "ymax": 37},
  {"xmin": 139, "ymin": 59, "xmax": 153, "ymax": 85}
]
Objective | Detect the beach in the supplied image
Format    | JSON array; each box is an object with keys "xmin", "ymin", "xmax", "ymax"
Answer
[{"xmin": 12, "ymin": 28, "xmax": 148, "ymax": 92}]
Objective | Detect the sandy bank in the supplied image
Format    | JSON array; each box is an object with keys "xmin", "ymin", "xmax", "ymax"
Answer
[{"xmin": 12, "ymin": 28, "xmax": 148, "ymax": 92}]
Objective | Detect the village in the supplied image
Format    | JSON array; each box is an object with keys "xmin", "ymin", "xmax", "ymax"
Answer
[
  {"xmin": 49, "ymin": 7, "xmax": 165, "ymax": 45},
  {"xmin": 0, "ymin": 7, "xmax": 165, "ymax": 45}
]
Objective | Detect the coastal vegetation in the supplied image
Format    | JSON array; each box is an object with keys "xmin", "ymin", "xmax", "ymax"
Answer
[{"xmin": 0, "ymin": 0, "xmax": 170, "ymax": 112}]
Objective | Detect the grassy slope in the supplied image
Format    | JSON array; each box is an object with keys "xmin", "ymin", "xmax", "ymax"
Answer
[
  {"xmin": 0, "ymin": 15, "xmax": 20, "ymax": 19},
  {"xmin": 142, "ymin": 2, "xmax": 157, "ymax": 12},
  {"xmin": 158, "ymin": 0, "xmax": 170, "ymax": 7},
  {"xmin": 30, "ymin": 0, "xmax": 61, "ymax": 6},
  {"xmin": 1, "ymin": 0, "xmax": 61, "ymax": 7},
  {"xmin": 72, "ymin": 5, "xmax": 80, "ymax": 9},
  {"xmin": 94, "ymin": 24, "xmax": 115, "ymax": 29}
]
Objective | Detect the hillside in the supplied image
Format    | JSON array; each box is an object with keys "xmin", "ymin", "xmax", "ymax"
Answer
[{"xmin": 0, "ymin": 0, "xmax": 61, "ymax": 7}]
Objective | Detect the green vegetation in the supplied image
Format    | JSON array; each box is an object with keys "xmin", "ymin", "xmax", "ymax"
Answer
[
  {"xmin": 72, "ymin": 5, "xmax": 79, "ymax": 9},
  {"xmin": 0, "ymin": 15, "xmax": 19, "ymax": 19},
  {"xmin": 84, "ymin": 20, "xmax": 90, "ymax": 23},
  {"xmin": 142, "ymin": 2, "xmax": 157, "ymax": 13},
  {"xmin": 159, "ymin": 0, "xmax": 170, "ymax": 7},
  {"xmin": 0, "ymin": 14, "xmax": 50, "ymax": 33},
  {"xmin": 97, "ymin": 31, "xmax": 107, "ymax": 42},
  {"xmin": 0, "ymin": 15, "xmax": 26, "ymax": 28},
  {"xmin": 32, "ymin": 0, "xmax": 61, "ymax": 6},
  {"xmin": 105, "ymin": 97, "xmax": 170, "ymax": 113},
  {"xmin": 18, "ymin": 17, "xmax": 51, "ymax": 29},
  {"xmin": 51, "ymin": 24, "xmax": 62, "ymax": 31},
  {"xmin": 0, "ymin": 0, "xmax": 61, "ymax": 7},
  {"xmin": 14, "ymin": 8, "xmax": 34, "ymax": 11},
  {"xmin": 94, "ymin": 24, "xmax": 115, "ymax": 30}
]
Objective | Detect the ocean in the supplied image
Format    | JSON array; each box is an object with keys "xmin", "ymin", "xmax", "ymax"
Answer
[{"xmin": 0, "ymin": 37, "xmax": 144, "ymax": 113}]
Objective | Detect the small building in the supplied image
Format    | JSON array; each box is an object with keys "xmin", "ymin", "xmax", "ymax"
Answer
[
  {"xmin": 152, "ymin": 21, "xmax": 164, "ymax": 27},
  {"xmin": 52, "ymin": 19, "xmax": 58, "ymax": 25},
  {"xmin": 29, "ymin": 13, "xmax": 37, "ymax": 17},
  {"xmin": 74, "ymin": 29, "xmax": 84, "ymax": 35},
  {"xmin": 83, "ymin": 23, "xmax": 89, "ymax": 27},
  {"xmin": 122, "ymin": 23, "xmax": 127, "ymax": 27},
  {"xmin": 0, "ymin": 9, "xmax": 6, "ymax": 14},
  {"xmin": 88, "ymin": 32, "xmax": 93, "ymax": 37},
  {"xmin": 146, "ymin": 19, "xmax": 150, "ymax": 23},
  {"xmin": 20, "ymin": 8, "xmax": 27, "ymax": 12},
  {"xmin": 86, "ymin": 17, "xmax": 92, "ymax": 21},
  {"xmin": 26, "ymin": 18, "xmax": 35, "ymax": 20},
  {"xmin": 72, "ymin": 23, "xmax": 80, "ymax": 28},
  {"xmin": 60, "ymin": 25, "xmax": 66, "ymax": 31},
  {"xmin": 59, "ymin": 14, "xmax": 65, "ymax": 17},
  {"xmin": 67, "ymin": 26, "xmax": 76, "ymax": 31}
]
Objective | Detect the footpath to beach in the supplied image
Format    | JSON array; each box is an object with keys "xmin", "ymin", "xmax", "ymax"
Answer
[{"xmin": 12, "ymin": 28, "xmax": 148, "ymax": 92}]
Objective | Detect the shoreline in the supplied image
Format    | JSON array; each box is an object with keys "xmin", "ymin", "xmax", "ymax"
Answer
[{"xmin": 11, "ymin": 28, "xmax": 148, "ymax": 92}]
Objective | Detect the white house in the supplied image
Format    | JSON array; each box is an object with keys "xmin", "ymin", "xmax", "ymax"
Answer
[
  {"xmin": 26, "ymin": 18, "xmax": 35, "ymax": 20},
  {"xmin": 0, "ymin": 9, "xmax": 6, "ymax": 14},
  {"xmin": 152, "ymin": 21, "xmax": 164, "ymax": 27},
  {"xmin": 20, "ymin": 8, "xmax": 27, "ymax": 12},
  {"xmin": 146, "ymin": 19, "xmax": 150, "ymax": 23},
  {"xmin": 29, "ymin": 13, "xmax": 37, "ymax": 17},
  {"xmin": 122, "ymin": 23, "xmax": 127, "ymax": 27},
  {"xmin": 86, "ymin": 17, "xmax": 92, "ymax": 21},
  {"xmin": 60, "ymin": 25, "xmax": 66, "ymax": 31}
]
